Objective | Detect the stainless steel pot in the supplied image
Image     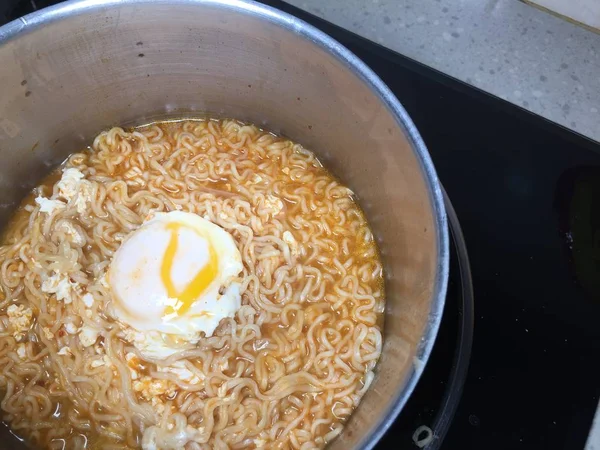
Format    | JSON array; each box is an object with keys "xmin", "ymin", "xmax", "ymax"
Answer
[{"xmin": 0, "ymin": 1, "xmax": 449, "ymax": 448}]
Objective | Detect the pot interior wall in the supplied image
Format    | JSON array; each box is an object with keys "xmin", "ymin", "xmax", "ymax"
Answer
[{"xmin": 0, "ymin": 1, "xmax": 441, "ymax": 448}]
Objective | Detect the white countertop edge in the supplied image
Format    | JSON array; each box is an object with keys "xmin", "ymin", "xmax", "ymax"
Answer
[
  {"xmin": 587, "ymin": 404, "xmax": 600, "ymax": 450},
  {"xmin": 284, "ymin": 0, "xmax": 600, "ymax": 143}
]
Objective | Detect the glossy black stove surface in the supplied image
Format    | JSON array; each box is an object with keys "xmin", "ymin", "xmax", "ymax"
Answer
[{"xmin": 3, "ymin": 1, "xmax": 600, "ymax": 449}]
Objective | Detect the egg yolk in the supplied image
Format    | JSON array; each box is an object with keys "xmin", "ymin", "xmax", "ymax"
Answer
[{"xmin": 161, "ymin": 222, "xmax": 219, "ymax": 316}]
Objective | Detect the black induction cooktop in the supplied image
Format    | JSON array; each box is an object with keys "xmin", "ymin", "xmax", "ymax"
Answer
[{"xmin": 3, "ymin": 1, "xmax": 600, "ymax": 449}]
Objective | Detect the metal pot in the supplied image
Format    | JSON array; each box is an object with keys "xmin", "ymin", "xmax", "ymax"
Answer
[{"xmin": 0, "ymin": 1, "xmax": 449, "ymax": 448}]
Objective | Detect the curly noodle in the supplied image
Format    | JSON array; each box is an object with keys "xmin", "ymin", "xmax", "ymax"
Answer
[{"xmin": 0, "ymin": 119, "xmax": 384, "ymax": 450}]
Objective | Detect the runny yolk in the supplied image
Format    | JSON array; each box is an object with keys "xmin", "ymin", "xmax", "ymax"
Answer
[{"xmin": 161, "ymin": 222, "xmax": 219, "ymax": 317}]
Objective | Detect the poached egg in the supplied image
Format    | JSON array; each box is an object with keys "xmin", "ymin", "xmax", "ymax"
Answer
[{"xmin": 109, "ymin": 211, "xmax": 243, "ymax": 359}]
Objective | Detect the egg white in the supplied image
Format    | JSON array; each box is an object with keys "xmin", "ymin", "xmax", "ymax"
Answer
[{"xmin": 109, "ymin": 211, "xmax": 243, "ymax": 358}]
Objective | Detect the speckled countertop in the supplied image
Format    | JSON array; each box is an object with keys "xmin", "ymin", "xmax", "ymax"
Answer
[{"xmin": 284, "ymin": 0, "xmax": 600, "ymax": 143}]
